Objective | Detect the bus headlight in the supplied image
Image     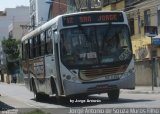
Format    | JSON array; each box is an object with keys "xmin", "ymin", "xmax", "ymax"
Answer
[{"xmin": 66, "ymin": 75, "xmax": 71, "ymax": 80}]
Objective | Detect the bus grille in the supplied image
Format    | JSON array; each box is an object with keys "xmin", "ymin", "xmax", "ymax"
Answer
[{"xmin": 80, "ymin": 65, "xmax": 127, "ymax": 80}]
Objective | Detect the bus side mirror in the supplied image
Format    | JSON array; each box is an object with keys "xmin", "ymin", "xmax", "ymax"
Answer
[{"xmin": 54, "ymin": 31, "xmax": 60, "ymax": 43}]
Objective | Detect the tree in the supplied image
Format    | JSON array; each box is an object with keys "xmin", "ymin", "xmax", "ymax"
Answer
[
  {"xmin": 2, "ymin": 38, "xmax": 20, "ymax": 74},
  {"xmin": 2, "ymin": 39, "xmax": 19, "ymax": 60}
]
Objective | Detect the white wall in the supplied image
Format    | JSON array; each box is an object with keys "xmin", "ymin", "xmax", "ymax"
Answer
[
  {"xmin": 0, "ymin": 6, "xmax": 29, "ymax": 70},
  {"xmin": 0, "ymin": 6, "xmax": 29, "ymax": 40},
  {"xmin": 9, "ymin": 21, "xmax": 29, "ymax": 40},
  {"xmin": 0, "ymin": 16, "xmax": 11, "ymax": 40}
]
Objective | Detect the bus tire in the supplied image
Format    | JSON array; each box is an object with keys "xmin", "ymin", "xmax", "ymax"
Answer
[
  {"xmin": 32, "ymin": 79, "xmax": 37, "ymax": 94},
  {"xmin": 50, "ymin": 78, "xmax": 62, "ymax": 104},
  {"xmin": 36, "ymin": 93, "xmax": 49, "ymax": 101},
  {"xmin": 29, "ymin": 79, "xmax": 33, "ymax": 91},
  {"xmin": 31, "ymin": 79, "xmax": 42, "ymax": 101},
  {"xmin": 32, "ymin": 80, "xmax": 49, "ymax": 101},
  {"xmin": 108, "ymin": 89, "xmax": 120, "ymax": 101},
  {"xmin": 36, "ymin": 93, "xmax": 43, "ymax": 101},
  {"xmin": 50, "ymin": 78, "xmax": 56, "ymax": 94}
]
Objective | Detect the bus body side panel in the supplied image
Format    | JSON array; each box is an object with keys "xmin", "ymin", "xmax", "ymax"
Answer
[
  {"xmin": 23, "ymin": 60, "xmax": 30, "ymax": 90},
  {"xmin": 28, "ymin": 57, "xmax": 46, "ymax": 93},
  {"xmin": 26, "ymin": 55, "xmax": 57, "ymax": 95},
  {"xmin": 44, "ymin": 54, "xmax": 57, "ymax": 95}
]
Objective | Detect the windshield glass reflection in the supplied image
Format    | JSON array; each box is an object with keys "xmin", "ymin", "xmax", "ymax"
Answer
[{"xmin": 60, "ymin": 25, "xmax": 132, "ymax": 66}]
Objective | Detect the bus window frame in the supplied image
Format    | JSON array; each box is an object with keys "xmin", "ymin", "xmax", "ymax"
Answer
[
  {"xmin": 34, "ymin": 35, "xmax": 41, "ymax": 57},
  {"xmin": 24, "ymin": 39, "xmax": 29, "ymax": 59},
  {"xmin": 40, "ymin": 31, "xmax": 46, "ymax": 56},
  {"xmin": 22, "ymin": 42, "xmax": 25, "ymax": 60},
  {"xmin": 29, "ymin": 38, "xmax": 34, "ymax": 59},
  {"xmin": 46, "ymin": 28, "xmax": 53, "ymax": 54}
]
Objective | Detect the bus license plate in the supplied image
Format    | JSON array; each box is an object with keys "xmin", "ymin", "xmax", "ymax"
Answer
[{"xmin": 105, "ymin": 75, "xmax": 121, "ymax": 80}]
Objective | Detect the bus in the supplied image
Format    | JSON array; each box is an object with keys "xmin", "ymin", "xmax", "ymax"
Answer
[{"xmin": 21, "ymin": 11, "xmax": 135, "ymax": 102}]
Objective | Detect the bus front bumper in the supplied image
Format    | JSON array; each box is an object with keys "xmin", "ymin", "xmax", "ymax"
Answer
[{"xmin": 63, "ymin": 73, "xmax": 135, "ymax": 96}]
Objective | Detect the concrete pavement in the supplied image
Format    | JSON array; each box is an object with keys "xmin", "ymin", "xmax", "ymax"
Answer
[{"xmin": 121, "ymin": 86, "xmax": 160, "ymax": 94}]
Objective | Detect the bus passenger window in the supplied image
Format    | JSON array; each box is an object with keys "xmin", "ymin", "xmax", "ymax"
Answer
[
  {"xmin": 46, "ymin": 28, "xmax": 53, "ymax": 54},
  {"xmin": 34, "ymin": 35, "xmax": 40, "ymax": 57},
  {"xmin": 24, "ymin": 40, "xmax": 29, "ymax": 59},
  {"xmin": 22, "ymin": 43, "xmax": 25, "ymax": 60},
  {"xmin": 40, "ymin": 32, "xmax": 46, "ymax": 56},
  {"xmin": 29, "ymin": 38, "xmax": 33, "ymax": 58}
]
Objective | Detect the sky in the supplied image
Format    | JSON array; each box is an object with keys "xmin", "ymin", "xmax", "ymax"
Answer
[{"xmin": 0, "ymin": 0, "xmax": 29, "ymax": 11}]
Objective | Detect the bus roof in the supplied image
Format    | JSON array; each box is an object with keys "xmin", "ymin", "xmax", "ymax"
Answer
[{"xmin": 21, "ymin": 11, "xmax": 126, "ymax": 42}]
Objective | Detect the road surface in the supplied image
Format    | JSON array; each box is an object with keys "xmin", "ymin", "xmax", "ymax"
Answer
[{"xmin": 0, "ymin": 82, "xmax": 160, "ymax": 114}]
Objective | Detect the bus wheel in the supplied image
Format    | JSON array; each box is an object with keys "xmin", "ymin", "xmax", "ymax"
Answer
[
  {"xmin": 32, "ymin": 80, "xmax": 39, "ymax": 100},
  {"xmin": 50, "ymin": 78, "xmax": 56, "ymax": 94},
  {"xmin": 32, "ymin": 79, "xmax": 37, "ymax": 95},
  {"xmin": 36, "ymin": 93, "xmax": 43, "ymax": 101},
  {"xmin": 36, "ymin": 93, "xmax": 49, "ymax": 101},
  {"xmin": 108, "ymin": 89, "xmax": 120, "ymax": 101},
  {"xmin": 50, "ymin": 78, "xmax": 62, "ymax": 104},
  {"xmin": 31, "ymin": 80, "xmax": 48, "ymax": 101},
  {"xmin": 30, "ymin": 80, "xmax": 33, "ymax": 91}
]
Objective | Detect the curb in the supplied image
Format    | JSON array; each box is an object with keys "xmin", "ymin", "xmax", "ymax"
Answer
[{"xmin": 121, "ymin": 90, "xmax": 160, "ymax": 94}]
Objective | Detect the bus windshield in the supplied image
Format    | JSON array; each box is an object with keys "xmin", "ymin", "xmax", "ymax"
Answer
[{"xmin": 60, "ymin": 24, "xmax": 132, "ymax": 67}]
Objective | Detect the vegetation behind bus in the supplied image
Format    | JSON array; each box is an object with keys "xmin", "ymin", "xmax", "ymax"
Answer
[{"xmin": 2, "ymin": 38, "xmax": 20, "ymax": 75}]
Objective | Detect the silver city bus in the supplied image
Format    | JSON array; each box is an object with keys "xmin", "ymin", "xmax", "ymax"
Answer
[{"xmin": 21, "ymin": 11, "xmax": 135, "ymax": 101}]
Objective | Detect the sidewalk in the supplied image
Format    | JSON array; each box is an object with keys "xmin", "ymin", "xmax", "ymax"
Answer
[{"xmin": 121, "ymin": 86, "xmax": 160, "ymax": 94}]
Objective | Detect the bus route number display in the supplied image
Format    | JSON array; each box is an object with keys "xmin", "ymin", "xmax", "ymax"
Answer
[{"xmin": 63, "ymin": 12, "xmax": 124, "ymax": 26}]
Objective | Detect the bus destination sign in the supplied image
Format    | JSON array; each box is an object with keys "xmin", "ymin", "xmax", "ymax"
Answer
[{"xmin": 63, "ymin": 12, "xmax": 124, "ymax": 26}]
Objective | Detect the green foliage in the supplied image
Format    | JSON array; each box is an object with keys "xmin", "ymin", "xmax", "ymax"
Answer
[
  {"xmin": 2, "ymin": 38, "xmax": 19, "ymax": 60},
  {"xmin": 2, "ymin": 38, "xmax": 20, "ymax": 74}
]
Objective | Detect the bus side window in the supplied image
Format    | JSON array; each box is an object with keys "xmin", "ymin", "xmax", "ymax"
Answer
[
  {"xmin": 33, "ymin": 37, "xmax": 37, "ymax": 57},
  {"xmin": 46, "ymin": 28, "xmax": 53, "ymax": 54},
  {"xmin": 24, "ymin": 40, "xmax": 29, "ymax": 59},
  {"xmin": 22, "ymin": 42, "xmax": 25, "ymax": 60},
  {"xmin": 40, "ymin": 32, "xmax": 46, "ymax": 56},
  {"xmin": 34, "ymin": 35, "xmax": 41, "ymax": 57},
  {"xmin": 29, "ymin": 38, "xmax": 34, "ymax": 59}
]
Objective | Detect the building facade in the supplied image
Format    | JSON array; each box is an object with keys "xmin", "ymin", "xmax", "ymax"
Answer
[
  {"xmin": 126, "ymin": 0, "xmax": 160, "ymax": 86},
  {"xmin": 8, "ymin": 21, "xmax": 29, "ymax": 41},
  {"xmin": 0, "ymin": 6, "xmax": 29, "ymax": 68},
  {"xmin": 101, "ymin": 0, "xmax": 160, "ymax": 86},
  {"xmin": 0, "ymin": 6, "xmax": 29, "ymax": 40},
  {"xmin": 0, "ymin": 6, "xmax": 29, "ymax": 82},
  {"xmin": 74, "ymin": 0, "xmax": 101, "ymax": 11},
  {"xmin": 101, "ymin": 0, "xmax": 125, "ymax": 11},
  {"xmin": 30, "ymin": 0, "xmax": 50, "ymax": 28},
  {"xmin": 51, "ymin": 0, "xmax": 68, "ymax": 18},
  {"xmin": 48, "ymin": 0, "xmax": 77, "ymax": 19},
  {"xmin": 47, "ymin": 0, "xmax": 101, "ymax": 19}
]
